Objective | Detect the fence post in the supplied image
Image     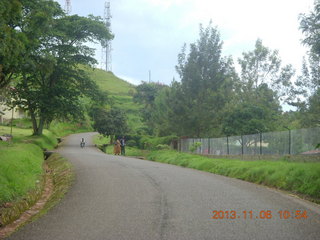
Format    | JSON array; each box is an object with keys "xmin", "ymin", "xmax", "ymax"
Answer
[
  {"xmin": 260, "ymin": 132, "xmax": 262, "ymax": 155},
  {"xmin": 288, "ymin": 129, "xmax": 291, "ymax": 155},
  {"xmin": 284, "ymin": 127, "xmax": 291, "ymax": 155},
  {"xmin": 208, "ymin": 138, "xmax": 210, "ymax": 155},
  {"xmin": 227, "ymin": 136, "xmax": 229, "ymax": 155},
  {"xmin": 241, "ymin": 135, "xmax": 244, "ymax": 155}
]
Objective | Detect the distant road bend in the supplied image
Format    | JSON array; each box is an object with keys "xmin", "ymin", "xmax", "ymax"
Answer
[{"xmin": 7, "ymin": 133, "xmax": 320, "ymax": 240}]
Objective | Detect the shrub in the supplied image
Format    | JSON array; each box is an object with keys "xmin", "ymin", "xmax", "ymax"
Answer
[
  {"xmin": 156, "ymin": 144, "xmax": 170, "ymax": 150},
  {"xmin": 126, "ymin": 139, "xmax": 136, "ymax": 147},
  {"xmin": 139, "ymin": 135, "xmax": 178, "ymax": 150},
  {"xmin": 189, "ymin": 142, "xmax": 202, "ymax": 153}
]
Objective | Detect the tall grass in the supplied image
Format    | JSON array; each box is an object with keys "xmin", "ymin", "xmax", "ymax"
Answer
[
  {"xmin": 147, "ymin": 150, "xmax": 320, "ymax": 200},
  {"xmin": 0, "ymin": 144, "xmax": 43, "ymax": 204},
  {"xmin": 0, "ymin": 126, "xmax": 59, "ymax": 205}
]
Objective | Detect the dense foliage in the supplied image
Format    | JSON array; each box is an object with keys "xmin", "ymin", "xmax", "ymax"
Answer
[
  {"xmin": 0, "ymin": 0, "xmax": 112, "ymax": 135},
  {"xmin": 90, "ymin": 107, "xmax": 128, "ymax": 144},
  {"xmin": 132, "ymin": 2, "xmax": 320, "ymax": 138}
]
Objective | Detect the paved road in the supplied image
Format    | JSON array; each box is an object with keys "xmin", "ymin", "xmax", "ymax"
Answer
[{"xmin": 7, "ymin": 133, "xmax": 320, "ymax": 240}]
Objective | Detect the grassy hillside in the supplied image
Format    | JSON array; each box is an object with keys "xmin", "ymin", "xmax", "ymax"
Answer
[
  {"xmin": 85, "ymin": 68, "xmax": 135, "ymax": 95},
  {"xmin": 84, "ymin": 67, "xmax": 144, "ymax": 134}
]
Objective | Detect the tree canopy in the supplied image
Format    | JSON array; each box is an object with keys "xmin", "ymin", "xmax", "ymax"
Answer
[{"xmin": 3, "ymin": 0, "xmax": 113, "ymax": 135}]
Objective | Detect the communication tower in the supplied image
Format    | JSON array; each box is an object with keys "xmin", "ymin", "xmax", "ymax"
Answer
[
  {"xmin": 65, "ymin": 0, "xmax": 71, "ymax": 15},
  {"xmin": 102, "ymin": 2, "xmax": 112, "ymax": 71}
]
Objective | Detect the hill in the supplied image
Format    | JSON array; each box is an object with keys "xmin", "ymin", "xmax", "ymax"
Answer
[{"xmin": 84, "ymin": 67, "xmax": 144, "ymax": 134}]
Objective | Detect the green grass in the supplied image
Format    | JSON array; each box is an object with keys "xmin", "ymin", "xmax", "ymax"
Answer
[
  {"xmin": 0, "ymin": 126, "xmax": 59, "ymax": 205},
  {"xmin": 49, "ymin": 120, "xmax": 92, "ymax": 137},
  {"xmin": 0, "ymin": 143, "xmax": 44, "ymax": 204},
  {"xmin": 84, "ymin": 67, "xmax": 136, "ymax": 95},
  {"xmin": 103, "ymin": 146, "xmax": 145, "ymax": 156},
  {"xmin": 84, "ymin": 67, "xmax": 144, "ymax": 134},
  {"xmin": 146, "ymin": 150, "xmax": 320, "ymax": 201},
  {"xmin": 0, "ymin": 153, "xmax": 74, "ymax": 231},
  {"xmin": 93, "ymin": 134, "xmax": 110, "ymax": 145}
]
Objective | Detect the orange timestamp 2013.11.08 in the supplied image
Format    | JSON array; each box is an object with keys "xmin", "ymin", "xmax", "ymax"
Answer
[{"xmin": 211, "ymin": 210, "xmax": 308, "ymax": 220}]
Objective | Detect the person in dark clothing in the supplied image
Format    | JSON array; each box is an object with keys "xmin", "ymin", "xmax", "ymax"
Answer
[{"xmin": 120, "ymin": 136, "xmax": 126, "ymax": 155}]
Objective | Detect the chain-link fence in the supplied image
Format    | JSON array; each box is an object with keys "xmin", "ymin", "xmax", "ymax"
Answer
[{"xmin": 178, "ymin": 127, "xmax": 320, "ymax": 156}]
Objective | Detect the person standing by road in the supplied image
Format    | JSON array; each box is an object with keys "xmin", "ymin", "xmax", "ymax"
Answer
[
  {"xmin": 113, "ymin": 139, "xmax": 121, "ymax": 155},
  {"xmin": 120, "ymin": 136, "xmax": 126, "ymax": 156}
]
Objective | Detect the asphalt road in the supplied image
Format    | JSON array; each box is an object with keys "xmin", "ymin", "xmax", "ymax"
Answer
[{"xmin": 7, "ymin": 133, "xmax": 320, "ymax": 240}]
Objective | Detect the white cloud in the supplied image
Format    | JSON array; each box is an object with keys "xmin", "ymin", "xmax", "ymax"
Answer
[{"xmin": 54, "ymin": 0, "xmax": 315, "ymax": 84}]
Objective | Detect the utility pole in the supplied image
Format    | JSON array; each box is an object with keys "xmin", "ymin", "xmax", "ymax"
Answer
[
  {"xmin": 102, "ymin": 2, "xmax": 112, "ymax": 72},
  {"xmin": 65, "ymin": 0, "xmax": 71, "ymax": 15}
]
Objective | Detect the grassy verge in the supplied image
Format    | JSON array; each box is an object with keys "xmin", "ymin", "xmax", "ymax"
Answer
[
  {"xmin": 146, "ymin": 150, "xmax": 320, "ymax": 202},
  {"xmin": 0, "ymin": 126, "xmax": 59, "ymax": 206},
  {"xmin": 30, "ymin": 153, "xmax": 73, "ymax": 221},
  {"xmin": 0, "ymin": 143, "xmax": 44, "ymax": 205},
  {"xmin": 0, "ymin": 153, "xmax": 73, "ymax": 237}
]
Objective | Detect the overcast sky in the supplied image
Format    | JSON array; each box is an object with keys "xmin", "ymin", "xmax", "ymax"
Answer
[{"xmin": 55, "ymin": 0, "xmax": 314, "ymax": 85}]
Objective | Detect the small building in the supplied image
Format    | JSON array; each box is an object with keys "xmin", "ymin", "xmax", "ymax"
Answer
[{"xmin": 0, "ymin": 97, "xmax": 26, "ymax": 124}]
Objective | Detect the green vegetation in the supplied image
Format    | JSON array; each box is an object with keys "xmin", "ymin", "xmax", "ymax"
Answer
[
  {"xmin": 146, "ymin": 150, "xmax": 320, "ymax": 201},
  {"xmin": 34, "ymin": 153, "xmax": 73, "ymax": 220},
  {"xmin": 85, "ymin": 68, "xmax": 135, "ymax": 95},
  {"xmin": 90, "ymin": 107, "xmax": 128, "ymax": 144},
  {"xmin": 104, "ymin": 145, "xmax": 145, "ymax": 157},
  {"xmin": 93, "ymin": 134, "xmax": 110, "ymax": 146},
  {"xmin": 48, "ymin": 120, "xmax": 92, "ymax": 138},
  {"xmin": 84, "ymin": 67, "xmax": 144, "ymax": 134},
  {"xmin": 0, "ymin": 126, "xmax": 58, "ymax": 205},
  {"xmin": 93, "ymin": 134, "xmax": 145, "ymax": 156},
  {"xmin": 0, "ymin": 153, "xmax": 73, "ymax": 231},
  {"xmin": 2, "ymin": 0, "xmax": 112, "ymax": 135},
  {"xmin": 0, "ymin": 143, "xmax": 43, "ymax": 204}
]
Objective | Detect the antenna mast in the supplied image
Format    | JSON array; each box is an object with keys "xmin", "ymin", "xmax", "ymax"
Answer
[
  {"xmin": 65, "ymin": 0, "xmax": 71, "ymax": 15},
  {"xmin": 102, "ymin": 2, "xmax": 112, "ymax": 72}
]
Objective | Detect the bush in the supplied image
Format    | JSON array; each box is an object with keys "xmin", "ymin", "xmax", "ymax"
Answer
[
  {"xmin": 156, "ymin": 144, "xmax": 170, "ymax": 150},
  {"xmin": 139, "ymin": 135, "xmax": 178, "ymax": 150},
  {"xmin": 126, "ymin": 139, "xmax": 136, "ymax": 147},
  {"xmin": 189, "ymin": 141, "xmax": 202, "ymax": 153}
]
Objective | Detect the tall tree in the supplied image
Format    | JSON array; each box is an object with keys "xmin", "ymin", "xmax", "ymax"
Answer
[
  {"xmin": 174, "ymin": 23, "xmax": 237, "ymax": 137},
  {"xmin": 225, "ymin": 40, "xmax": 294, "ymax": 134},
  {"xmin": 296, "ymin": 1, "xmax": 320, "ymax": 127},
  {"xmin": 238, "ymin": 39, "xmax": 294, "ymax": 102},
  {"xmin": 300, "ymin": 0, "xmax": 320, "ymax": 56},
  {"xmin": 90, "ymin": 107, "xmax": 128, "ymax": 144},
  {"xmin": 9, "ymin": 1, "xmax": 112, "ymax": 135},
  {"xmin": 0, "ymin": 0, "xmax": 26, "ymax": 88},
  {"xmin": 133, "ymin": 82, "xmax": 166, "ymax": 134}
]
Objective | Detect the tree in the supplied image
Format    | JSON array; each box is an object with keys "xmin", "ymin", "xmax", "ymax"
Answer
[
  {"xmin": 300, "ymin": 0, "xmax": 320, "ymax": 56},
  {"xmin": 91, "ymin": 107, "xmax": 128, "ymax": 144},
  {"xmin": 238, "ymin": 39, "xmax": 294, "ymax": 102},
  {"xmin": 9, "ymin": 1, "xmax": 112, "ymax": 135},
  {"xmin": 0, "ymin": 0, "xmax": 26, "ymax": 88},
  {"xmin": 291, "ymin": 0, "xmax": 320, "ymax": 127},
  {"xmin": 174, "ymin": 23, "xmax": 237, "ymax": 137},
  {"xmin": 133, "ymin": 82, "xmax": 166, "ymax": 134},
  {"xmin": 222, "ymin": 39, "xmax": 294, "ymax": 136},
  {"xmin": 222, "ymin": 84, "xmax": 281, "ymax": 136}
]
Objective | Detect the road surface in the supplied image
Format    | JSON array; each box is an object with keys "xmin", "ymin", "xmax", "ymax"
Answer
[{"xmin": 7, "ymin": 133, "xmax": 320, "ymax": 240}]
